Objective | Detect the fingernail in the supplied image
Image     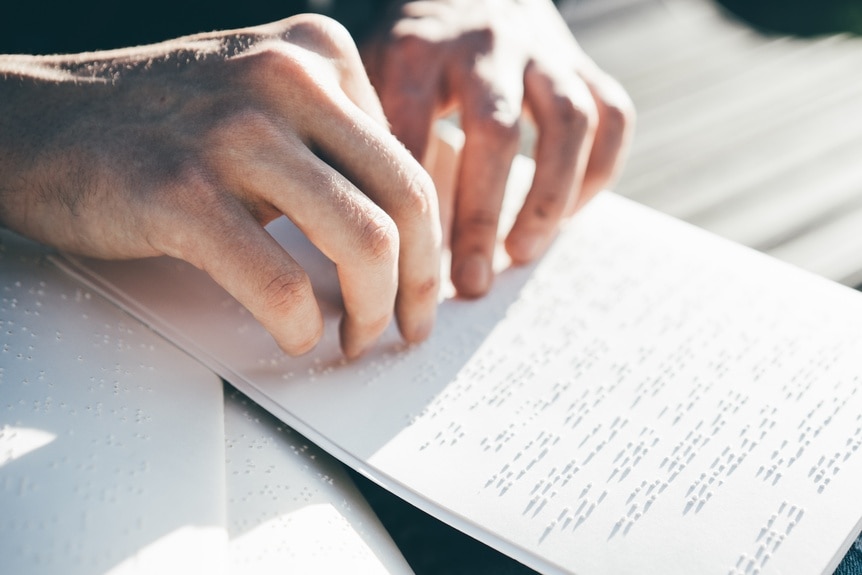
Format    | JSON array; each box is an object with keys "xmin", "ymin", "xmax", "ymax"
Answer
[{"xmin": 454, "ymin": 253, "xmax": 492, "ymax": 298}]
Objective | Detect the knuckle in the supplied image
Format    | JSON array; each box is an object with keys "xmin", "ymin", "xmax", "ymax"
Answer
[
  {"xmin": 531, "ymin": 190, "xmax": 567, "ymax": 221},
  {"xmin": 155, "ymin": 164, "xmax": 222, "ymax": 220},
  {"xmin": 462, "ymin": 208, "xmax": 500, "ymax": 233},
  {"xmin": 262, "ymin": 268, "xmax": 315, "ymax": 317},
  {"xmin": 282, "ymin": 14, "xmax": 354, "ymax": 58},
  {"xmin": 207, "ymin": 109, "xmax": 279, "ymax": 148},
  {"xmin": 358, "ymin": 214, "xmax": 399, "ymax": 266},
  {"xmin": 244, "ymin": 46, "xmax": 304, "ymax": 78},
  {"xmin": 241, "ymin": 46, "xmax": 333, "ymax": 104},
  {"xmin": 239, "ymin": 45, "xmax": 309, "ymax": 91},
  {"xmin": 396, "ymin": 167, "xmax": 436, "ymax": 222},
  {"xmin": 410, "ymin": 275, "xmax": 440, "ymax": 300},
  {"xmin": 468, "ymin": 111, "xmax": 521, "ymax": 152},
  {"xmin": 388, "ymin": 25, "xmax": 434, "ymax": 58},
  {"xmin": 554, "ymin": 93, "xmax": 599, "ymax": 136},
  {"xmin": 598, "ymin": 90, "xmax": 636, "ymax": 140},
  {"xmin": 462, "ymin": 26, "xmax": 496, "ymax": 54}
]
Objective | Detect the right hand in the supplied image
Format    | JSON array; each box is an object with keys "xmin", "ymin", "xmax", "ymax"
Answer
[
  {"xmin": 362, "ymin": 0, "xmax": 634, "ymax": 298},
  {"xmin": 0, "ymin": 15, "xmax": 442, "ymax": 358}
]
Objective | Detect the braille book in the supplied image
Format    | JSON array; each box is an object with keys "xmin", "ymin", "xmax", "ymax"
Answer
[{"xmin": 60, "ymin": 144, "xmax": 862, "ymax": 575}]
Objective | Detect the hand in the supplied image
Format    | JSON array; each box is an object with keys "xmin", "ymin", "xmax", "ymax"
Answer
[
  {"xmin": 362, "ymin": 0, "xmax": 634, "ymax": 297},
  {"xmin": 0, "ymin": 15, "xmax": 441, "ymax": 358}
]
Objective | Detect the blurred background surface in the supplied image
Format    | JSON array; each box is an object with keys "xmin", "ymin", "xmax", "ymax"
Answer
[{"xmin": 560, "ymin": 0, "xmax": 862, "ymax": 290}]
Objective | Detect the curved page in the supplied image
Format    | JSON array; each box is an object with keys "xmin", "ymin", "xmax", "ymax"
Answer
[
  {"xmin": 1, "ymin": 230, "xmax": 226, "ymax": 575},
  {"xmin": 59, "ymin": 158, "xmax": 862, "ymax": 575}
]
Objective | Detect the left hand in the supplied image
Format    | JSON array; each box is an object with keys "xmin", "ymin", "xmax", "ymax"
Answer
[
  {"xmin": 0, "ymin": 16, "xmax": 442, "ymax": 358},
  {"xmin": 362, "ymin": 0, "xmax": 634, "ymax": 297}
]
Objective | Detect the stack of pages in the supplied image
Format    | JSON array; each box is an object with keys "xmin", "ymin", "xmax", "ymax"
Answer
[
  {"xmin": 61, "ymin": 146, "xmax": 862, "ymax": 574},
  {"xmin": 0, "ymin": 230, "xmax": 410, "ymax": 575}
]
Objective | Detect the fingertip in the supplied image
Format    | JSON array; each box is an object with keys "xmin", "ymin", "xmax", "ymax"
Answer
[
  {"xmin": 269, "ymin": 306, "xmax": 325, "ymax": 356},
  {"xmin": 509, "ymin": 224, "xmax": 563, "ymax": 266},
  {"xmin": 452, "ymin": 252, "xmax": 493, "ymax": 298},
  {"xmin": 339, "ymin": 320, "xmax": 363, "ymax": 360},
  {"xmin": 398, "ymin": 308, "xmax": 436, "ymax": 344},
  {"xmin": 406, "ymin": 317, "xmax": 435, "ymax": 343},
  {"xmin": 392, "ymin": 267, "xmax": 440, "ymax": 345},
  {"xmin": 339, "ymin": 312, "xmax": 393, "ymax": 359},
  {"xmin": 277, "ymin": 331, "xmax": 322, "ymax": 357},
  {"xmin": 505, "ymin": 231, "xmax": 543, "ymax": 264}
]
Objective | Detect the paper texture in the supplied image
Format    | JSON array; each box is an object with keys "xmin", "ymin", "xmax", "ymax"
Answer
[
  {"xmin": 60, "ymin": 158, "xmax": 862, "ymax": 575},
  {"xmin": 0, "ymin": 229, "xmax": 413, "ymax": 575},
  {"xmin": 0, "ymin": 230, "xmax": 227, "ymax": 575},
  {"xmin": 224, "ymin": 385, "xmax": 414, "ymax": 575}
]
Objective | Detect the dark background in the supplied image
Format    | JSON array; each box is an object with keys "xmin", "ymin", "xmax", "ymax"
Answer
[
  {"xmin": 715, "ymin": 0, "xmax": 862, "ymax": 36},
  {"xmin": 2, "ymin": 0, "xmax": 862, "ymax": 55}
]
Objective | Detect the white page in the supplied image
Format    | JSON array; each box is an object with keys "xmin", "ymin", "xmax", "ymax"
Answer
[
  {"xmin": 59, "ymin": 157, "xmax": 862, "ymax": 575},
  {"xmin": 0, "ymin": 230, "xmax": 227, "ymax": 575},
  {"xmin": 224, "ymin": 384, "xmax": 413, "ymax": 575},
  {"xmin": 0, "ymin": 228, "xmax": 411, "ymax": 575}
]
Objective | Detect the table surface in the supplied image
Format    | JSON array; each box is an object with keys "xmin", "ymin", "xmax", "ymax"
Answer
[{"xmin": 564, "ymin": 0, "xmax": 862, "ymax": 289}]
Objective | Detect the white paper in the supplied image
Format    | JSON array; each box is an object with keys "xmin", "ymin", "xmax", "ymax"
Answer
[
  {"xmin": 0, "ymin": 231, "xmax": 227, "ymax": 575},
  {"xmin": 0, "ymin": 229, "xmax": 413, "ymax": 575},
  {"xmin": 224, "ymin": 385, "xmax": 413, "ymax": 575},
  {"xmin": 60, "ymin": 158, "xmax": 862, "ymax": 575}
]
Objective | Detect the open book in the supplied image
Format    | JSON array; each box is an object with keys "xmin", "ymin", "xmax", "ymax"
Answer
[
  {"xmin": 0, "ymin": 227, "xmax": 410, "ymax": 575},
  {"xmin": 58, "ymin": 142, "xmax": 862, "ymax": 574}
]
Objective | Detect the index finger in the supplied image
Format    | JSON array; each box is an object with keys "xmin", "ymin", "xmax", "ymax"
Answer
[
  {"xmin": 304, "ymin": 21, "xmax": 444, "ymax": 344},
  {"xmin": 311, "ymin": 93, "xmax": 443, "ymax": 344},
  {"xmin": 154, "ymin": 183, "xmax": 325, "ymax": 356},
  {"xmin": 249, "ymin": 25, "xmax": 442, "ymax": 348}
]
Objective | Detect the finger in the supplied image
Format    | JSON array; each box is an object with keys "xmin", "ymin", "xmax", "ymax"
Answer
[
  {"xmin": 159, "ymin": 183, "xmax": 324, "ymax": 356},
  {"xmin": 572, "ymin": 68, "xmax": 636, "ymax": 214},
  {"xmin": 300, "ymin": 29, "xmax": 443, "ymax": 343},
  {"xmin": 305, "ymin": 91, "xmax": 442, "ymax": 345},
  {"xmin": 272, "ymin": 14, "xmax": 391, "ymax": 127},
  {"xmin": 426, "ymin": 122, "xmax": 465, "ymax": 250},
  {"xmin": 208, "ymin": 119, "xmax": 401, "ymax": 359},
  {"xmin": 240, "ymin": 35, "xmax": 441, "ymax": 346},
  {"xmin": 506, "ymin": 63, "xmax": 597, "ymax": 264},
  {"xmin": 267, "ymin": 152, "xmax": 400, "ymax": 360},
  {"xmin": 449, "ymin": 55, "xmax": 523, "ymax": 297},
  {"xmin": 373, "ymin": 27, "xmax": 441, "ymax": 165}
]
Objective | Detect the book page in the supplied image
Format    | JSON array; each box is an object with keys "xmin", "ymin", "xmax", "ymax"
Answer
[
  {"xmin": 0, "ymin": 228, "xmax": 413, "ymax": 575},
  {"xmin": 0, "ymin": 230, "xmax": 227, "ymax": 575},
  {"xmin": 60, "ymin": 158, "xmax": 862, "ymax": 575},
  {"xmin": 224, "ymin": 385, "xmax": 413, "ymax": 575}
]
